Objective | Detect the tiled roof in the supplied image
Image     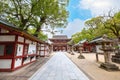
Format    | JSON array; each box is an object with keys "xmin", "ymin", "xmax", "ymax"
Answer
[
  {"xmin": 78, "ymin": 39, "xmax": 87, "ymax": 44},
  {"xmin": 0, "ymin": 19, "xmax": 17, "ymax": 28},
  {"xmin": 0, "ymin": 19, "xmax": 47, "ymax": 44},
  {"xmin": 90, "ymin": 34, "xmax": 113, "ymax": 43},
  {"xmin": 52, "ymin": 35, "xmax": 68, "ymax": 39}
]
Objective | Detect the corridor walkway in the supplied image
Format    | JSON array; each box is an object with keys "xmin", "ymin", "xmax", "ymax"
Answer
[{"xmin": 29, "ymin": 52, "xmax": 90, "ymax": 80}]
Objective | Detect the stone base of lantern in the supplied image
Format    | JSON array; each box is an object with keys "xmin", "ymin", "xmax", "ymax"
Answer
[
  {"xmin": 78, "ymin": 54, "xmax": 85, "ymax": 59},
  {"xmin": 71, "ymin": 52, "xmax": 74, "ymax": 55},
  {"xmin": 68, "ymin": 51, "xmax": 71, "ymax": 54},
  {"xmin": 100, "ymin": 63, "xmax": 119, "ymax": 71}
]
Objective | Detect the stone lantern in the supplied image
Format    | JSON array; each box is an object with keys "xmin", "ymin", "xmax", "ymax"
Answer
[
  {"xmin": 99, "ymin": 35, "xmax": 119, "ymax": 71},
  {"xmin": 77, "ymin": 43, "xmax": 85, "ymax": 59},
  {"xmin": 68, "ymin": 40, "xmax": 74, "ymax": 55}
]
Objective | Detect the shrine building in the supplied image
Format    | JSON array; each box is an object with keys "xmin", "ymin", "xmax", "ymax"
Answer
[
  {"xmin": 49, "ymin": 35, "xmax": 71, "ymax": 51},
  {"xmin": 0, "ymin": 19, "xmax": 50, "ymax": 72}
]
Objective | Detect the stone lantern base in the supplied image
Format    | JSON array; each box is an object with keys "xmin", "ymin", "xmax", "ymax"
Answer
[
  {"xmin": 78, "ymin": 55, "xmax": 85, "ymax": 59},
  {"xmin": 100, "ymin": 63, "xmax": 119, "ymax": 71},
  {"xmin": 71, "ymin": 52, "xmax": 74, "ymax": 55}
]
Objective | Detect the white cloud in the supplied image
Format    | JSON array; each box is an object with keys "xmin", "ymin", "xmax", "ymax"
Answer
[
  {"xmin": 63, "ymin": 19, "xmax": 85, "ymax": 38},
  {"xmin": 46, "ymin": 0, "xmax": 120, "ymax": 38},
  {"xmin": 79, "ymin": 0, "xmax": 120, "ymax": 16}
]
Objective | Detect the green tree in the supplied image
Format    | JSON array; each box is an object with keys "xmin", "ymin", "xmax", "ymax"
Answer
[
  {"xmin": 101, "ymin": 11, "xmax": 120, "ymax": 40},
  {"xmin": 85, "ymin": 16, "xmax": 103, "ymax": 38},
  {"xmin": 0, "ymin": 0, "xmax": 35, "ymax": 29},
  {"xmin": 72, "ymin": 32, "xmax": 82, "ymax": 44},
  {"xmin": 72, "ymin": 28, "xmax": 94, "ymax": 43},
  {"xmin": 32, "ymin": 0, "xmax": 69, "ymax": 37},
  {"xmin": 0, "ymin": 0, "xmax": 69, "ymax": 37},
  {"xmin": 28, "ymin": 27, "xmax": 48, "ymax": 41},
  {"xmin": 72, "ymin": 11, "xmax": 120, "ymax": 47},
  {"xmin": 85, "ymin": 13, "xmax": 119, "ymax": 39}
]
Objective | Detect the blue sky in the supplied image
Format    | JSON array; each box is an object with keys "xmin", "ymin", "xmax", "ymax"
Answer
[
  {"xmin": 44, "ymin": 0, "xmax": 120, "ymax": 38},
  {"xmin": 62, "ymin": 0, "xmax": 120, "ymax": 38},
  {"xmin": 67, "ymin": 0, "xmax": 92, "ymax": 22}
]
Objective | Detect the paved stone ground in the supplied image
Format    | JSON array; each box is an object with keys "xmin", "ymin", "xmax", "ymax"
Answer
[
  {"xmin": 29, "ymin": 52, "xmax": 90, "ymax": 80},
  {"xmin": 66, "ymin": 52, "xmax": 120, "ymax": 80},
  {"xmin": 1, "ymin": 52, "xmax": 119, "ymax": 80},
  {"xmin": 0, "ymin": 55, "xmax": 52, "ymax": 80}
]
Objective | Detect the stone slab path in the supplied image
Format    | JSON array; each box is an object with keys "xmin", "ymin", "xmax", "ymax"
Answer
[{"xmin": 29, "ymin": 52, "xmax": 90, "ymax": 80}]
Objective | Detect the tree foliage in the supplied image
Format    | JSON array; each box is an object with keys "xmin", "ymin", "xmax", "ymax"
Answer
[
  {"xmin": 72, "ymin": 11, "xmax": 120, "ymax": 43},
  {"xmin": 101, "ymin": 11, "xmax": 120, "ymax": 40},
  {"xmin": 72, "ymin": 28, "xmax": 94, "ymax": 44},
  {"xmin": 0, "ymin": 0, "xmax": 69, "ymax": 39}
]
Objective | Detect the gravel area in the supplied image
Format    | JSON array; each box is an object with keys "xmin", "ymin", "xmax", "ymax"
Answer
[{"xmin": 66, "ymin": 52, "xmax": 120, "ymax": 80}]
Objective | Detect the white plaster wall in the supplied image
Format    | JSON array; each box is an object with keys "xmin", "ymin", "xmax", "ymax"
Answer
[
  {"xmin": 1, "ymin": 29, "xmax": 9, "ymax": 33},
  {"xmin": 33, "ymin": 42, "xmax": 37, "ymax": 45},
  {"xmin": 25, "ymin": 39, "xmax": 32, "ymax": 44},
  {"xmin": 14, "ymin": 58, "xmax": 22, "ymax": 68},
  {"xmin": 41, "ymin": 47, "xmax": 44, "ymax": 50},
  {"xmin": 0, "ymin": 59, "xmax": 12, "ymax": 69},
  {"xmin": 23, "ymin": 57, "xmax": 30, "ymax": 64},
  {"xmin": 45, "ymin": 50, "xmax": 48, "ymax": 56},
  {"xmin": 41, "ymin": 44, "xmax": 44, "ymax": 46},
  {"xmin": 18, "ymin": 36, "xmax": 24, "ymax": 42},
  {"xmin": 96, "ymin": 45, "xmax": 104, "ymax": 53},
  {"xmin": 40, "ymin": 51, "xmax": 44, "ymax": 56},
  {"xmin": 0, "ymin": 35, "xmax": 15, "ymax": 41},
  {"xmin": 28, "ymin": 44, "xmax": 36, "ymax": 54},
  {"xmin": 16, "ymin": 44, "xmax": 23, "ymax": 56}
]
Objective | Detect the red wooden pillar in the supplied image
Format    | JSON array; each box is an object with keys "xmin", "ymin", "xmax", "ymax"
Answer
[
  {"xmin": 11, "ymin": 35, "xmax": 18, "ymax": 71},
  {"xmin": 21, "ymin": 37, "xmax": 25, "ymax": 66},
  {"xmin": 36, "ymin": 42, "xmax": 38, "ymax": 57},
  {"xmin": 44, "ymin": 44, "xmax": 46, "ymax": 56}
]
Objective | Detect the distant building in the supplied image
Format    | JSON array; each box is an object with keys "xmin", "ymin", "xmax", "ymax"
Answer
[
  {"xmin": 75, "ymin": 39, "xmax": 93, "ymax": 53},
  {"xmin": 90, "ymin": 35, "xmax": 113, "ymax": 53},
  {"xmin": 49, "ymin": 35, "xmax": 71, "ymax": 51}
]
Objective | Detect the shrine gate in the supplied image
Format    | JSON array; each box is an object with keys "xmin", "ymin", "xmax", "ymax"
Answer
[{"xmin": 49, "ymin": 35, "xmax": 71, "ymax": 51}]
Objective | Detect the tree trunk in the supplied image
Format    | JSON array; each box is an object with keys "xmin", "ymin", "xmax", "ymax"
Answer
[
  {"xmin": 34, "ymin": 17, "xmax": 46, "ymax": 37},
  {"xmin": 34, "ymin": 26, "xmax": 41, "ymax": 37}
]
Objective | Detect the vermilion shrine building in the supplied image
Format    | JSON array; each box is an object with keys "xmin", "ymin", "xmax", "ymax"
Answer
[
  {"xmin": 78, "ymin": 40, "xmax": 93, "ymax": 53},
  {"xmin": 49, "ymin": 35, "xmax": 71, "ymax": 51},
  {"xmin": 0, "ymin": 19, "xmax": 50, "ymax": 72}
]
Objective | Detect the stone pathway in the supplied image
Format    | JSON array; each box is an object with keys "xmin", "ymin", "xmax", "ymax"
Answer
[{"xmin": 29, "ymin": 52, "xmax": 90, "ymax": 80}]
